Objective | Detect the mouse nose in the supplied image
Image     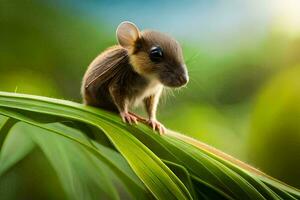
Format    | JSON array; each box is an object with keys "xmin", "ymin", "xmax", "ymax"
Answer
[
  {"xmin": 178, "ymin": 64, "xmax": 189, "ymax": 86},
  {"xmin": 178, "ymin": 74, "xmax": 189, "ymax": 85}
]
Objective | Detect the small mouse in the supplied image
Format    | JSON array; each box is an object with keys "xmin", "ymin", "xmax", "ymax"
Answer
[{"xmin": 81, "ymin": 21, "xmax": 188, "ymax": 134}]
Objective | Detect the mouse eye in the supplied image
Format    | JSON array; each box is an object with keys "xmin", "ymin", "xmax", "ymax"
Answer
[{"xmin": 149, "ymin": 46, "xmax": 163, "ymax": 62}]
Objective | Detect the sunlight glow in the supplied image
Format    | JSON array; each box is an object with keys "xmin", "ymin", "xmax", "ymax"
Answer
[{"xmin": 272, "ymin": 0, "xmax": 300, "ymax": 36}]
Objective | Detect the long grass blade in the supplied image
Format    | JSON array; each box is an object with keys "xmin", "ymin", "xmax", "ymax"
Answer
[{"xmin": 0, "ymin": 92, "xmax": 192, "ymax": 200}]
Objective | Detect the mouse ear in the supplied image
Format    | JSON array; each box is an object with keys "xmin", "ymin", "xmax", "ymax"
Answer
[{"xmin": 116, "ymin": 21, "xmax": 140, "ymax": 49}]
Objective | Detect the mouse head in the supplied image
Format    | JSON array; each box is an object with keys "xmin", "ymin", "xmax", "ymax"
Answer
[{"xmin": 116, "ymin": 21, "xmax": 189, "ymax": 87}]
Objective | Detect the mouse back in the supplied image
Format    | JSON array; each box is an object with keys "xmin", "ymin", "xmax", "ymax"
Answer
[{"xmin": 83, "ymin": 46, "xmax": 128, "ymax": 89}]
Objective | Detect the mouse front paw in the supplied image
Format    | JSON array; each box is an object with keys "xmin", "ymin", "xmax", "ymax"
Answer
[
  {"xmin": 147, "ymin": 119, "xmax": 166, "ymax": 135},
  {"xmin": 120, "ymin": 112, "xmax": 138, "ymax": 125}
]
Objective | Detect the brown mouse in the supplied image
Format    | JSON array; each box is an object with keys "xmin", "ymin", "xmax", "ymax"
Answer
[{"xmin": 81, "ymin": 21, "xmax": 188, "ymax": 134}]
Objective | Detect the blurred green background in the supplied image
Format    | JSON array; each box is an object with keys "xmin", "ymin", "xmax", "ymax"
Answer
[{"xmin": 0, "ymin": 0, "xmax": 299, "ymax": 196}]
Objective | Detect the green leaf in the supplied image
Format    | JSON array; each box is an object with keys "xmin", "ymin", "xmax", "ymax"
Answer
[
  {"xmin": 22, "ymin": 122, "xmax": 120, "ymax": 200},
  {"xmin": 0, "ymin": 92, "xmax": 191, "ymax": 200},
  {"xmin": 0, "ymin": 118, "xmax": 35, "ymax": 177},
  {"xmin": 0, "ymin": 91, "xmax": 299, "ymax": 200},
  {"xmin": 163, "ymin": 160, "xmax": 197, "ymax": 199},
  {"xmin": 0, "ymin": 110, "xmax": 150, "ymax": 199},
  {"xmin": 0, "ymin": 117, "xmax": 18, "ymax": 150},
  {"xmin": 167, "ymin": 129, "xmax": 300, "ymax": 199}
]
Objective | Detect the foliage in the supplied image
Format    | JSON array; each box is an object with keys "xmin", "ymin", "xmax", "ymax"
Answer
[
  {"xmin": 0, "ymin": 92, "xmax": 299, "ymax": 200},
  {"xmin": 248, "ymin": 66, "xmax": 300, "ymax": 188}
]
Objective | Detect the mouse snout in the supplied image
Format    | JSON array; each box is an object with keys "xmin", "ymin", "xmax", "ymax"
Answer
[
  {"xmin": 178, "ymin": 73, "xmax": 189, "ymax": 86},
  {"xmin": 177, "ymin": 64, "xmax": 189, "ymax": 86},
  {"xmin": 158, "ymin": 64, "xmax": 189, "ymax": 87}
]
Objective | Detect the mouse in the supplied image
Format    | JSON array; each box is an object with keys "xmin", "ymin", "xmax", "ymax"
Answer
[{"xmin": 81, "ymin": 21, "xmax": 188, "ymax": 135}]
